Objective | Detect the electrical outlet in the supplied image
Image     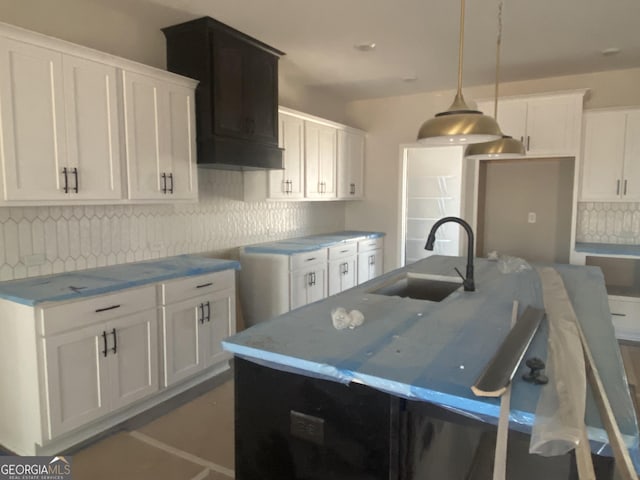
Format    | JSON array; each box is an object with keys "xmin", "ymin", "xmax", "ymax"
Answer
[{"xmin": 528, "ymin": 212, "xmax": 537, "ymax": 224}]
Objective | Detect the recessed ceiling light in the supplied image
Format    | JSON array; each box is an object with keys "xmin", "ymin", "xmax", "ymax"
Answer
[
  {"xmin": 601, "ymin": 47, "xmax": 621, "ymax": 56},
  {"xmin": 354, "ymin": 42, "xmax": 376, "ymax": 52}
]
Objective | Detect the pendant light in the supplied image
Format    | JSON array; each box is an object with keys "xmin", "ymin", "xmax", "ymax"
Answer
[
  {"xmin": 465, "ymin": 1, "xmax": 525, "ymax": 159},
  {"xmin": 417, "ymin": 0, "xmax": 502, "ymax": 145}
]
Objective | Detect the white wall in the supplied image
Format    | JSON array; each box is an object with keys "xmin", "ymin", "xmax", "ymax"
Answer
[
  {"xmin": 0, "ymin": 0, "xmax": 348, "ymax": 281},
  {"xmin": 345, "ymin": 68, "xmax": 640, "ymax": 270}
]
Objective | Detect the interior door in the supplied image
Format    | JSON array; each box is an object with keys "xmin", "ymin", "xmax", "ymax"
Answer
[
  {"xmin": 43, "ymin": 324, "xmax": 109, "ymax": 439},
  {"xmin": 108, "ymin": 310, "xmax": 159, "ymax": 412}
]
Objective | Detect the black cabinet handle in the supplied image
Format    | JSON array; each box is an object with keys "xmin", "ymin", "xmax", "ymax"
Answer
[
  {"xmin": 205, "ymin": 301, "xmax": 211, "ymax": 322},
  {"xmin": 526, "ymin": 135, "xmax": 531, "ymax": 151},
  {"xmin": 161, "ymin": 173, "xmax": 167, "ymax": 194},
  {"xmin": 102, "ymin": 331, "xmax": 108, "ymax": 357},
  {"xmin": 199, "ymin": 303, "xmax": 205, "ymax": 324},
  {"xmin": 95, "ymin": 304, "xmax": 121, "ymax": 313},
  {"xmin": 111, "ymin": 328, "xmax": 117, "ymax": 354},
  {"xmin": 62, "ymin": 167, "xmax": 69, "ymax": 193},
  {"xmin": 617, "ymin": 180, "xmax": 621, "ymax": 195},
  {"xmin": 72, "ymin": 168, "xmax": 79, "ymax": 193},
  {"xmin": 624, "ymin": 179, "xmax": 628, "ymax": 195},
  {"xmin": 369, "ymin": 255, "xmax": 375, "ymax": 266},
  {"xmin": 196, "ymin": 282, "xmax": 213, "ymax": 289},
  {"xmin": 350, "ymin": 183, "xmax": 355, "ymax": 195},
  {"xmin": 344, "ymin": 262, "xmax": 349, "ymax": 274},
  {"xmin": 169, "ymin": 173, "xmax": 174, "ymax": 194}
]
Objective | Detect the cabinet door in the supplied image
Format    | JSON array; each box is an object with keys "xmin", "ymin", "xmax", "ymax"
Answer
[
  {"xmin": 162, "ymin": 297, "xmax": 205, "ymax": 387},
  {"xmin": 493, "ymin": 99, "xmax": 527, "ymax": 145},
  {"xmin": 43, "ymin": 324, "xmax": 109, "ymax": 439},
  {"xmin": 291, "ymin": 267, "xmax": 326, "ymax": 309},
  {"xmin": 201, "ymin": 288, "xmax": 236, "ymax": 369},
  {"xmin": 122, "ymin": 70, "xmax": 165, "ymax": 200},
  {"xmin": 212, "ymin": 30, "xmax": 245, "ymax": 139},
  {"xmin": 580, "ymin": 111, "xmax": 626, "ymax": 201},
  {"xmin": 358, "ymin": 250, "xmax": 383, "ymax": 285},
  {"xmin": 307, "ymin": 266, "xmax": 327, "ymax": 304},
  {"xmin": 0, "ymin": 38, "xmax": 67, "ymax": 201},
  {"xmin": 305, "ymin": 122, "xmax": 337, "ymax": 198},
  {"xmin": 525, "ymin": 95, "xmax": 581, "ymax": 155},
  {"xmin": 108, "ymin": 310, "xmax": 159, "ymax": 412},
  {"xmin": 623, "ymin": 111, "xmax": 640, "ymax": 201},
  {"xmin": 244, "ymin": 47, "xmax": 278, "ymax": 145},
  {"xmin": 162, "ymin": 82, "xmax": 197, "ymax": 200},
  {"xmin": 328, "ymin": 258, "xmax": 357, "ymax": 295},
  {"xmin": 269, "ymin": 113, "xmax": 304, "ymax": 199},
  {"xmin": 63, "ymin": 55, "xmax": 122, "ymax": 201},
  {"xmin": 337, "ymin": 130, "xmax": 365, "ymax": 199}
]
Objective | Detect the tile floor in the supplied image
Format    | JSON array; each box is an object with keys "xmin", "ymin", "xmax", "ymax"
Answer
[
  {"xmin": 47, "ymin": 342, "xmax": 640, "ymax": 479},
  {"xmin": 71, "ymin": 379, "xmax": 235, "ymax": 480}
]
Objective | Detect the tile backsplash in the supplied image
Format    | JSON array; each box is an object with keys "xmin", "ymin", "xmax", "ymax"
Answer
[
  {"xmin": 0, "ymin": 170, "xmax": 345, "ymax": 281},
  {"xmin": 576, "ymin": 202, "xmax": 640, "ymax": 244}
]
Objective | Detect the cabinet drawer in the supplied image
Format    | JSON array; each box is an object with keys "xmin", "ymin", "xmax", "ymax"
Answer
[
  {"xmin": 290, "ymin": 249, "xmax": 327, "ymax": 271},
  {"xmin": 328, "ymin": 242, "xmax": 357, "ymax": 260},
  {"xmin": 358, "ymin": 237, "xmax": 383, "ymax": 253},
  {"xmin": 160, "ymin": 270, "xmax": 235, "ymax": 305},
  {"xmin": 609, "ymin": 297, "xmax": 640, "ymax": 340},
  {"xmin": 38, "ymin": 285, "xmax": 156, "ymax": 336}
]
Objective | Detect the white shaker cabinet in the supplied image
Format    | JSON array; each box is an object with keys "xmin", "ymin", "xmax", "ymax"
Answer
[
  {"xmin": 327, "ymin": 242, "xmax": 358, "ymax": 295},
  {"xmin": 123, "ymin": 71, "xmax": 197, "ymax": 201},
  {"xmin": 337, "ymin": 129, "xmax": 365, "ymax": 199},
  {"xmin": 0, "ymin": 39, "xmax": 122, "ymax": 202},
  {"xmin": 160, "ymin": 271, "xmax": 235, "ymax": 387},
  {"xmin": 305, "ymin": 121, "xmax": 337, "ymax": 199},
  {"xmin": 357, "ymin": 237, "xmax": 384, "ymax": 285},
  {"xmin": 268, "ymin": 111, "xmax": 305, "ymax": 199},
  {"xmin": 580, "ymin": 109, "xmax": 640, "ymax": 202},
  {"xmin": 291, "ymin": 263, "xmax": 327, "ymax": 310},
  {"xmin": 476, "ymin": 91, "xmax": 585, "ymax": 157},
  {"xmin": 41, "ymin": 286, "xmax": 158, "ymax": 439}
]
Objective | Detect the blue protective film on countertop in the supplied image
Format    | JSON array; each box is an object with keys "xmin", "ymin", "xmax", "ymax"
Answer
[
  {"xmin": 223, "ymin": 256, "xmax": 640, "ymax": 470},
  {"xmin": 0, "ymin": 254, "xmax": 240, "ymax": 306},
  {"xmin": 575, "ymin": 242, "xmax": 640, "ymax": 257},
  {"xmin": 242, "ymin": 231, "xmax": 385, "ymax": 255}
]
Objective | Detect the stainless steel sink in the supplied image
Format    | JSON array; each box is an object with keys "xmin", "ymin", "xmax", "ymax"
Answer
[{"xmin": 370, "ymin": 273, "xmax": 462, "ymax": 302}]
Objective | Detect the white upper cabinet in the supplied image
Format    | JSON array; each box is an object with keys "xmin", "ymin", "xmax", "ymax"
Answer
[
  {"xmin": 0, "ymin": 38, "xmax": 67, "ymax": 201},
  {"xmin": 476, "ymin": 91, "xmax": 585, "ymax": 157},
  {"xmin": 123, "ymin": 72, "xmax": 197, "ymax": 201},
  {"xmin": 268, "ymin": 112, "xmax": 305, "ymax": 199},
  {"xmin": 337, "ymin": 129, "xmax": 365, "ymax": 199},
  {"xmin": 0, "ymin": 22, "xmax": 197, "ymax": 205},
  {"xmin": 305, "ymin": 121, "xmax": 337, "ymax": 199},
  {"xmin": 580, "ymin": 109, "xmax": 640, "ymax": 202}
]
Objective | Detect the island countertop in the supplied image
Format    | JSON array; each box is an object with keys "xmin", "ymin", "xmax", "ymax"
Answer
[{"xmin": 223, "ymin": 255, "xmax": 640, "ymax": 465}]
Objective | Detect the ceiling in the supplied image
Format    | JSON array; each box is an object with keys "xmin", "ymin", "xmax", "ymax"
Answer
[{"xmin": 145, "ymin": 0, "xmax": 640, "ymax": 101}]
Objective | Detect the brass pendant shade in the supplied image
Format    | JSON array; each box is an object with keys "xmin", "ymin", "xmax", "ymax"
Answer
[
  {"xmin": 464, "ymin": 0, "xmax": 526, "ymax": 159},
  {"xmin": 465, "ymin": 135, "xmax": 526, "ymax": 159},
  {"xmin": 417, "ymin": 0, "xmax": 502, "ymax": 145}
]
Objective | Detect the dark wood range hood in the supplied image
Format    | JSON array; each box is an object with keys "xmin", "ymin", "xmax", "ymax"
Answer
[{"xmin": 163, "ymin": 17, "xmax": 284, "ymax": 170}]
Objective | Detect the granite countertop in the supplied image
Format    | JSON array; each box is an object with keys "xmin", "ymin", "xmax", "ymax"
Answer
[
  {"xmin": 0, "ymin": 255, "xmax": 240, "ymax": 306},
  {"xmin": 242, "ymin": 230, "xmax": 385, "ymax": 255},
  {"xmin": 223, "ymin": 255, "xmax": 639, "ymax": 465},
  {"xmin": 575, "ymin": 242, "xmax": 640, "ymax": 257}
]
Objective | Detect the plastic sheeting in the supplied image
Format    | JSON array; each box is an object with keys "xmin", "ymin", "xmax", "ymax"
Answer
[{"xmin": 222, "ymin": 256, "xmax": 640, "ymax": 472}]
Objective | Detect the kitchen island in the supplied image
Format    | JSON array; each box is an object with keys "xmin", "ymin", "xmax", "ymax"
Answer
[{"xmin": 223, "ymin": 256, "xmax": 640, "ymax": 478}]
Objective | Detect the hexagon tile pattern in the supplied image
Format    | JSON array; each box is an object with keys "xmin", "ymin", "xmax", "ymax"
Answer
[
  {"xmin": 576, "ymin": 202, "xmax": 640, "ymax": 244},
  {"xmin": 0, "ymin": 170, "xmax": 346, "ymax": 281}
]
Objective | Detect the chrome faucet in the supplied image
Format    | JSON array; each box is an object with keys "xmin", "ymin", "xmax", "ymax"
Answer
[{"xmin": 425, "ymin": 216, "xmax": 475, "ymax": 292}]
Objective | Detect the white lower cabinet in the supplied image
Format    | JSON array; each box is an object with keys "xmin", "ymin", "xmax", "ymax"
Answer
[
  {"xmin": 328, "ymin": 242, "xmax": 358, "ymax": 295},
  {"xmin": 0, "ymin": 267, "xmax": 236, "ymax": 455},
  {"xmin": 357, "ymin": 238, "xmax": 384, "ymax": 285},
  {"xmin": 160, "ymin": 271, "xmax": 236, "ymax": 387},
  {"xmin": 291, "ymin": 263, "xmax": 327, "ymax": 310},
  {"xmin": 44, "ymin": 309, "xmax": 158, "ymax": 439}
]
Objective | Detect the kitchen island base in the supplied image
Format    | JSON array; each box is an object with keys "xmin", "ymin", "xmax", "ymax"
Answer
[{"xmin": 235, "ymin": 358, "xmax": 615, "ymax": 479}]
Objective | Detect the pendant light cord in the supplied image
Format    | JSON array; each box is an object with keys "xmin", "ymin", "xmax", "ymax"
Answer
[
  {"xmin": 457, "ymin": 0, "xmax": 466, "ymax": 96},
  {"xmin": 493, "ymin": 0, "xmax": 504, "ymax": 119}
]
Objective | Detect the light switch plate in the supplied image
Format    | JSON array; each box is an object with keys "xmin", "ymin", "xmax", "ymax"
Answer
[{"xmin": 528, "ymin": 212, "xmax": 537, "ymax": 224}]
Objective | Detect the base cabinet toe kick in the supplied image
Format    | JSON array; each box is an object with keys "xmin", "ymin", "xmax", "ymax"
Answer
[{"xmin": 0, "ymin": 268, "xmax": 236, "ymax": 456}]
